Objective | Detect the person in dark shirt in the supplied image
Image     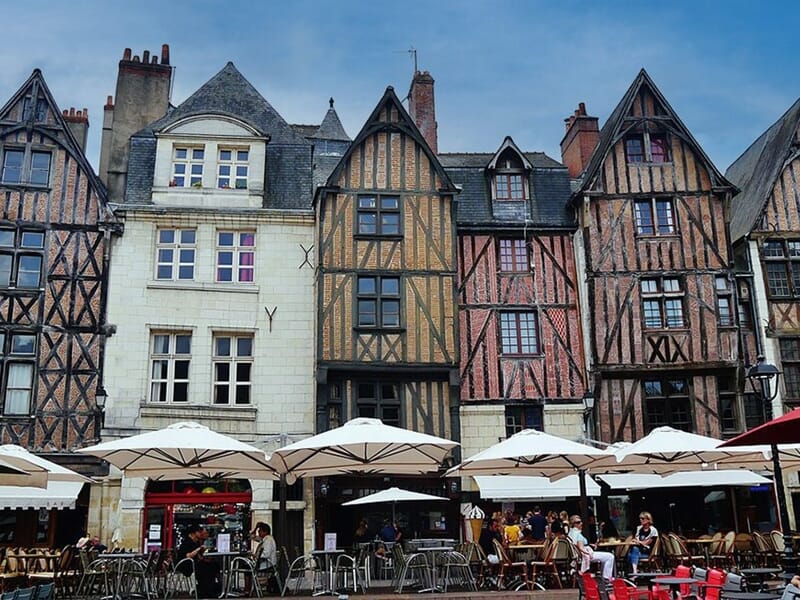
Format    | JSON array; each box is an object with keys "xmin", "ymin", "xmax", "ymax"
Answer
[
  {"xmin": 379, "ymin": 519, "xmax": 398, "ymax": 543},
  {"xmin": 478, "ymin": 519, "xmax": 503, "ymax": 560},
  {"xmin": 177, "ymin": 524, "xmax": 220, "ymax": 597},
  {"xmin": 528, "ymin": 506, "xmax": 548, "ymax": 541}
]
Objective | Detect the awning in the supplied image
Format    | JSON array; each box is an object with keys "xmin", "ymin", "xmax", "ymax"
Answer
[
  {"xmin": 0, "ymin": 481, "xmax": 84, "ymax": 510},
  {"xmin": 599, "ymin": 469, "xmax": 770, "ymax": 490},
  {"xmin": 475, "ymin": 475, "xmax": 601, "ymax": 501}
]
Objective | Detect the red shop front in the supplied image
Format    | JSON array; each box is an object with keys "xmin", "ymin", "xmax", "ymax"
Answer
[{"xmin": 143, "ymin": 479, "xmax": 252, "ymax": 553}]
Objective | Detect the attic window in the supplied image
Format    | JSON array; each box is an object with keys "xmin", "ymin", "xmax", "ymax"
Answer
[
  {"xmin": 493, "ymin": 150, "xmax": 527, "ymax": 201},
  {"xmin": 625, "ymin": 133, "xmax": 669, "ymax": 164}
]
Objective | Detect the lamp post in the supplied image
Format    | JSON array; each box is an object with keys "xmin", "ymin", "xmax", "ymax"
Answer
[
  {"xmin": 94, "ymin": 385, "xmax": 107, "ymax": 441},
  {"xmin": 579, "ymin": 392, "xmax": 595, "ymax": 522},
  {"xmin": 746, "ymin": 356, "xmax": 796, "ymax": 574}
]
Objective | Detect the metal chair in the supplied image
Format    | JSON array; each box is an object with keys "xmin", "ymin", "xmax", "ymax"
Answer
[
  {"xmin": 439, "ymin": 550, "xmax": 477, "ymax": 592},
  {"xmin": 164, "ymin": 557, "xmax": 197, "ymax": 600},
  {"xmin": 224, "ymin": 555, "xmax": 261, "ymax": 598},
  {"xmin": 332, "ymin": 553, "xmax": 364, "ymax": 594},
  {"xmin": 281, "ymin": 554, "xmax": 320, "ymax": 597}
]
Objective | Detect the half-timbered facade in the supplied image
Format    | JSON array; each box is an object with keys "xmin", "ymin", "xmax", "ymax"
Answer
[
  {"xmin": 726, "ymin": 97, "xmax": 800, "ymax": 521},
  {"xmin": 440, "ymin": 137, "xmax": 586, "ymax": 471},
  {"xmin": 314, "ymin": 86, "xmax": 459, "ymax": 544},
  {"xmin": 0, "ymin": 70, "xmax": 112, "ymax": 545},
  {"xmin": 94, "ymin": 56, "xmax": 334, "ymax": 553},
  {"xmin": 570, "ymin": 70, "xmax": 739, "ymax": 442}
]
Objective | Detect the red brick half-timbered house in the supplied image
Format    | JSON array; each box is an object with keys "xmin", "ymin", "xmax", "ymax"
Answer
[
  {"xmin": 0, "ymin": 69, "xmax": 112, "ymax": 545},
  {"xmin": 568, "ymin": 70, "xmax": 739, "ymax": 443},
  {"xmin": 314, "ymin": 83, "xmax": 460, "ymax": 545},
  {"xmin": 440, "ymin": 136, "xmax": 587, "ymax": 466}
]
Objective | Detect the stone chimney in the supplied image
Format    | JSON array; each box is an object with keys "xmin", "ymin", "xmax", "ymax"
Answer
[
  {"xmin": 560, "ymin": 102, "xmax": 599, "ymax": 178},
  {"xmin": 408, "ymin": 70, "xmax": 437, "ymax": 154},
  {"xmin": 98, "ymin": 44, "xmax": 173, "ymax": 202},
  {"xmin": 62, "ymin": 108, "xmax": 89, "ymax": 152}
]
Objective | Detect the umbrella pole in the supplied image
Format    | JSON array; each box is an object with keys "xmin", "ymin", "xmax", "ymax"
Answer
[
  {"xmin": 578, "ymin": 468, "xmax": 588, "ymax": 523},
  {"xmin": 771, "ymin": 443, "xmax": 797, "ymax": 574},
  {"xmin": 278, "ymin": 474, "xmax": 288, "ymax": 548}
]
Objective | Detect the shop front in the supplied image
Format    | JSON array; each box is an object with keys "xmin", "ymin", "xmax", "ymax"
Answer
[{"xmin": 143, "ymin": 479, "xmax": 252, "ymax": 552}]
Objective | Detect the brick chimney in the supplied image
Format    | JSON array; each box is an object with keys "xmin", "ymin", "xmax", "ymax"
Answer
[
  {"xmin": 62, "ymin": 108, "xmax": 89, "ymax": 152},
  {"xmin": 98, "ymin": 44, "xmax": 172, "ymax": 202},
  {"xmin": 408, "ymin": 71, "xmax": 437, "ymax": 154},
  {"xmin": 560, "ymin": 102, "xmax": 599, "ymax": 178}
]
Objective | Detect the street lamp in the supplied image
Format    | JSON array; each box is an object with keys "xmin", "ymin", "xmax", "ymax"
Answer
[
  {"xmin": 94, "ymin": 385, "xmax": 107, "ymax": 439},
  {"xmin": 745, "ymin": 356, "xmax": 795, "ymax": 573}
]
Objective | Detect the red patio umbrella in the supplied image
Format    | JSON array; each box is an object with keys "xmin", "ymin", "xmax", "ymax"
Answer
[{"xmin": 718, "ymin": 408, "xmax": 800, "ymax": 447}]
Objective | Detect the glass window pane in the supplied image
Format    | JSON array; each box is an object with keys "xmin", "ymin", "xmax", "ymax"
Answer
[
  {"xmin": 152, "ymin": 335, "xmax": 169, "ymax": 354},
  {"xmin": 0, "ymin": 230, "xmax": 14, "ymax": 247},
  {"xmin": 235, "ymin": 385, "xmax": 250, "ymax": 405},
  {"xmin": 175, "ymin": 335, "xmax": 191, "ymax": 354},
  {"xmin": 151, "ymin": 359, "xmax": 168, "ymax": 379},
  {"xmin": 214, "ymin": 385, "xmax": 229, "ymax": 405},
  {"xmin": 175, "ymin": 148, "xmax": 187, "ymax": 159},
  {"xmin": 180, "ymin": 230, "xmax": 196, "ymax": 244},
  {"xmin": 358, "ymin": 214, "xmax": 376, "ymax": 234},
  {"xmin": 173, "ymin": 382, "xmax": 188, "ymax": 402},
  {"xmin": 0, "ymin": 255, "xmax": 11, "ymax": 286},
  {"xmin": 215, "ymin": 362, "xmax": 230, "ymax": 382},
  {"xmin": 174, "ymin": 360, "xmax": 190, "ymax": 379},
  {"xmin": 359, "ymin": 197, "xmax": 377, "ymax": 209},
  {"xmin": 358, "ymin": 278, "xmax": 376, "ymax": 294},
  {"xmin": 192, "ymin": 149, "xmax": 204, "ymax": 160},
  {"xmin": 215, "ymin": 337, "xmax": 231, "ymax": 357},
  {"xmin": 219, "ymin": 150, "xmax": 232, "ymax": 161},
  {"xmin": 218, "ymin": 232, "xmax": 234, "ymax": 246},
  {"xmin": 11, "ymin": 335, "xmax": 34, "ymax": 354},
  {"xmin": 237, "ymin": 150, "xmax": 249, "ymax": 161},
  {"xmin": 236, "ymin": 363, "xmax": 251, "ymax": 382},
  {"xmin": 159, "ymin": 229, "xmax": 175, "ymax": 244},
  {"xmin": 237, "ymin": 337, "xmax": 252, "ymax": 357},
  {"xmin": 17, "ymin": 256, "xmax": 42, "ymax": 287},
  {"xmin": 381, "ymin": 278, "xmax": 399, "ymax": 295},
  {"xmin": 20, "ymin": 232, "xmax": 44, "ymax": 248}
]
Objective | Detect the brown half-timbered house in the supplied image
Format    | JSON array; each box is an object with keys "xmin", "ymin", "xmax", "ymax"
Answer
[
  {"xmin": 0, "ymin": 70, "xmax": 111, "ymax": 545},
  {"xmin": 440, "ymin": 137, "xmax": 587, "ymax": 469},
  {"xmin": 314, "ymin": 84, "xmax": 459, "ymax": 544},
  {"xmin": 567, "ymin": 70, "xmax": 739, "ymax": 442}
]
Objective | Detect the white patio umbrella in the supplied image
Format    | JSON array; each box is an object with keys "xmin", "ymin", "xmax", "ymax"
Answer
[
  {"xmin": 267, "ymin": 417, "xmax": 458, "ymax": 478},
  {"xmin": 610, "ymin": 426, "xmax": 796, "ymax": 474},
  {"xmin": 77, "ymin": 421, "xmax": 278, "ymax": 481},
  {"xmin": 0, "ymin": 455, "xmax": 47, "ymax": 488},
  {"xmin": 0, "ymin": 444, "xmax": 90, "ymax": 488},
  {"xmin": 342, "ymin": 486, "xmax": 447, "ymax": 521}
]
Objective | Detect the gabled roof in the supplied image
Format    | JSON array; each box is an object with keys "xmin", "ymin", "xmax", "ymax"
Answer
[
  {"xmin": 575, "ymin": 68, "xmax": 733, "ymax": 197},
  {"xmin": 486, "ymin": 136, "xmax": 533, "ymax": 170},
  {"xmin": 726, "ymin": 98, "xmax": 800, "ymax": 241},
  {"xmin": 0, "ymin": 69, "xmax": 107, "ymax": 206},
  {"xmin": 143, "ymin": 62, "xmax": 309, "ymax": 145},
  {"xmin": 325, "ymin": 86, "xmax": 456, "ymax": 192}
]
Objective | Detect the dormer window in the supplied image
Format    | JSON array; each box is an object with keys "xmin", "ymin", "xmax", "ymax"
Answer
[
  {"xmin": 171, "ymin": 146, "xmax": 204, "ymax": 187},
  {"xmin": 493, "ymin": 152, "xmax": 527, "ymax": 201},
  {"xmin": 625, "ymin": 132, "xmax": 669, "ymax": 164}
]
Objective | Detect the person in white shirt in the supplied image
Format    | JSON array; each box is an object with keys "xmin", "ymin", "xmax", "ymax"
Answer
[
  {"xmin": 629, "ymin": 512, "xmax": 658, "ymax": 575},
  {"xmin": 253, "ymin": 522, "xmax": 277, "ymax": 569},
  {"xmin": 568, "ymin": 514, "xmax": 615, "ymax": 584}
]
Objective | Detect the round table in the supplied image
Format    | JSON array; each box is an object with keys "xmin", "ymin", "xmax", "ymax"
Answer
[
  {"xmin": 739, "ymin": 567, "xmax": 781, "ymax": 592},
  {"xmin": 653, "ymin": 576, "xmax": 700, "ymax": 599},
  {"xmin": 720, "ymin": 592, "xmax": 781, "ymax": 599},
  {"xmin": 631, "ymin": 572, "xmax": 672, "ymax": 590}
]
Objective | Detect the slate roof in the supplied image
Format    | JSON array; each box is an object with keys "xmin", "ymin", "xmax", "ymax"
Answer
[
  {"xmin": 726, "ymin": 98, "xmax": 800, "ymax": 242},
  {"xmin": 315, "ymin": 102, "xmax": 350, "ymax": 141},
  {"xmin": 575, "ymin": 69, "xmax": 733, "ymax": 199},
  {"xmin": 441, "ymin": 151, "xmax": 574, "ymax": 228},
  {"xmin": 125, "ymin": 62, "xmax": 314, "ymax": 209}
]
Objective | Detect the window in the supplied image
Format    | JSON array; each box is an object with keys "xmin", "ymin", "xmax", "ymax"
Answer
[
  {"xmin": 357, "ymin": 196, "xmax": 400, "ymax": 235},
  {"xmin": 763, "ymin": 239, "xmax": 800, "ymax": 298},
  {"xmin": 357, "ymin": 276, "xmax": 400, "ymax": 328},
  {"xmin": 742, "ymin": 393, "xmax": 766, "ymax": 430},
  {"xmin": 356, "ymin": 382, "xmax": 400, "ymax": 426},
  {"xmin": 625, "ymin": 133, "xmax": 669, "ymax": 163},
  {"xmin": 718, "ymin": 375, "xmax": 739, "ymax": 434},
  {"xmin": 22, "ymin": 97, "xmax": 47, "ymax": 121},
  {"xmin": 499, "ymin": 239, "xmax": 529, "ymax": 272},
  {"xmin": 327, "ymin": 382, "xmax": 343, "ymax": 429},
  {"xmin": 500, "ymin": 311, "xmax": 539, "ymax": 354},
  {"xmin": 505, "ymin": 405, "xmax": 543, "ymax": 438},
  {"xmin": 0, "ymin": 332, "xmax": 36, "ymax": 415},
  {"xmin": 0, "ymin": 228, "xmax": 44, "ymax": 289},
  {"xmin": 155, "ymin": 229, "xmax": 196, "ymax": 280},
  {"xmin": 643, "ymin": 378, "xmax": 692, "ymax": 432},
  {"xmin": 212, "ymin": 334, "xmax": 252, "ymax": 405},
  {"xmin": 149, "ymin": 333, "xmax": 191, "ymax": 403},
  {"xmin": 216, "ymin": 231, "xmax": 255, "ymax": 283},
  {"xmin": 715, "ymin": 276, "xmax": 734, "ymax": 326},
  {"xmin": 493, "ymin": 151, "xmax": 527, "ymax": 201},
  {"xmin": 634, "ymin": 198, "xmax": 676, "ymax": 235},
  {"xmin": 780, "ymin": 338, "xmax": 800, "ymax": 403},
  {"xmin": 171, "ymin": 147, "xmax": 204, "ymax": 187},
  {"xmin": 1, "ymin": 149, "xmax": 50, "ymax": 186},
  {"xmin": 217, "ymin": 149, "xmax": 249, "ymax": 189},
  {"xmin": 641, "ymin": 277, "xmax": 684, "ymax": 329}
]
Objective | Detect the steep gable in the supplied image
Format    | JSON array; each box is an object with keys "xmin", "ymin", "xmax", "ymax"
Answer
[{"xmin": 575, "ymin": 69, "xmax": 733, "ymax": 198}]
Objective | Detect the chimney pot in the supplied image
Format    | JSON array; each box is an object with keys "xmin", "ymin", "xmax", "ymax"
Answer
[
  {"xmin": 105, "ymin": 95, "xmax": 113, "ymax": 108},
  {"xmin": 123, "ymin": 48, "xmax": 131, "ymax": 61},
  {"xmin": 408, "ymin": 70, "xmax": 438, "ymax": 154},
  {"xmin": 560, "ymin": 102, "xmax": 599, "ymax": 178},
  {"xmin": 161, "ymin": 44, "xmax": 170, "ymax": 65},
  {"xmin": 578, "ymin": 102, "xmax": 586, "ymax": 115},
  {"xmin": 132, "ymin": 55, "xmax": 140, "ymax": 63},
  {"xmin": 69, "ymin": 107, "xmax": 75, "ymax": 117},
  {"xmin": 142, "ymin": 50, "xmax": 150, "ymax": 63},
  {"xmin": 62, "ymin": 109, "xmax": 68, "ymax": 116}
]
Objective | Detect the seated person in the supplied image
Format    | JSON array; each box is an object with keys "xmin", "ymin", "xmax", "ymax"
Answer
[
  {"xmin": 379, "ymin": 519, "xmax": 398, "ymax": 543},
  {"xmin": 568, "ymin": 515, "xmax": 615, "ymax": 585},
  {"xmin": 177, "ymin": 524, "xmax": 221, "ymax": 598},
  {"xmin": 782, "ymin": 575, "xmax": 800, "ymax": 600},
  {"xmin": 628, "ymin": 512, "xmax": 658, "ymax": 575}
]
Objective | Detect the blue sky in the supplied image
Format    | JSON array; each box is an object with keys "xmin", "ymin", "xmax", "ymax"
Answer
[{"xmin": 1, "ymin": 0, "xmax": 798, "ymax": 173}]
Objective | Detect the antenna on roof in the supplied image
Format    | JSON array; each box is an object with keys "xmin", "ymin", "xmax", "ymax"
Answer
[{"xmin": 408, "ymin": 46, "xmax": 417, "ymax": 73}]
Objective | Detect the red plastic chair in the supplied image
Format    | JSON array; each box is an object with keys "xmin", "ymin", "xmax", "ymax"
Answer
[
  {"xmin": 581, "ymin": 572, "xmax": 603, "ymax": 600},
  {"xmin": 698, "ymin": 568, "xmax": 726, "ymax": 600},
  {"xmin": 612, "ymin": 577, "xmax": 651, "ymax": 600}
]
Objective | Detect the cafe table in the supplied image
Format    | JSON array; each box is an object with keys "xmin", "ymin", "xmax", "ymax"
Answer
[
  {"xmin": 94, "ymin": 552, "xmax": 145, "ymax": 600},
  {"xmin": 508, "ymin": 543, "xmax": 544, "ymax": 561},
  {"xmin": 720, "ymin": 592, "xmax": 781, "ymax": 600},
  {"xmin": 310, "ymin": 548, "xmax": 345, "ymax": 596},
  {"xmin": 685, "ymin": 538, "xmax": 719, "ymax": 563},
  {"xmin": 203, "ymin": 550, "xmax": 248, "ymax": 598},
  {"xmin": 739, "ymin": 568, "xmax": 782, "ymax": 592},
  {"xmin": 415, "ymin": 546, "xmax": 454, "ymax": 593},
  {"xmin": 653, "ymin": 576, "xmax": 699, "ymax": 599},
  {"xmin": 631, "ymin": 572, "xmax": 672, "ymax": 591}
]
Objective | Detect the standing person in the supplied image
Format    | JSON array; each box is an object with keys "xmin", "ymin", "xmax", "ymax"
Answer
[
  {"xmin": 568, "ymin": 515, "xmax": 615, "ymax": 586},
  {"xmin": 629, "ymin": 512, "xmax": 658, "ymax": 575},
  {"xmin": 559, "ymin": 510, "xmax": 571, "ymax": 536},
  {"xmin": 177, "ymin": 524, "xmax": 221, "ymax": 598},
  {"xmin": 529, "ymin": 506, "xmax": 548, "ymax": 541},
  {"xmin": 353, "ymin": 519, "xmax": 370, "ymax": 544},
  {"xmin": 379, "ymin": 519, "xmax": 398, "ymax": 543},
  {"xmin": 545, "ymin": 511, "xmax": 559, "ymax": 538},
  {"xmin": 503, "ymin": 513, "xmax": 522, "ymax": 546}
]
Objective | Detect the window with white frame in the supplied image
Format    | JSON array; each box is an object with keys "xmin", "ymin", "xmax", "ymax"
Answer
[
  {"xmin": 212, "ymin": 334, "xmax": 253, "ymax": 405},
  {"xmin": 217, "ymin": 148, "xmax": 249, "ymax": 189},
  {"xmin": 1, "ymin": 148, "xmax": 50, "ymax": 186},
  {"xmin": 634, "ymin": 198, "xmax": 676, "ymax": 235},
  {"xmin": 715, "ymin": 276, "xmax": 734, "ymax": 326},
  {"xmin": 155, "ymin": 229, "xmax": 196, "ymax": 281},
  {"xmin": 0, "ymin": 228, "xmax": 45, "ymax": 289},
  {"xmin": 216, "ymin": 231, "xmax": 255, "ymax": 283},
  {"xmin": 0, "ymin": 331, "xmax": 36, "ymax": 415},
  {"xmin": 493, "ymin": 150, "xmax": 527, "ymax": 201},
  {"xmin": 641, "ymin": 277, "xmax": 685, "ymax": 329},
  {"xmin": 149, "ymin": 332, "xmax": 191, "ymax": 403},
  {"xmin": 171, "ymin": 147, "xmax": 204, "ymax": 188}
]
